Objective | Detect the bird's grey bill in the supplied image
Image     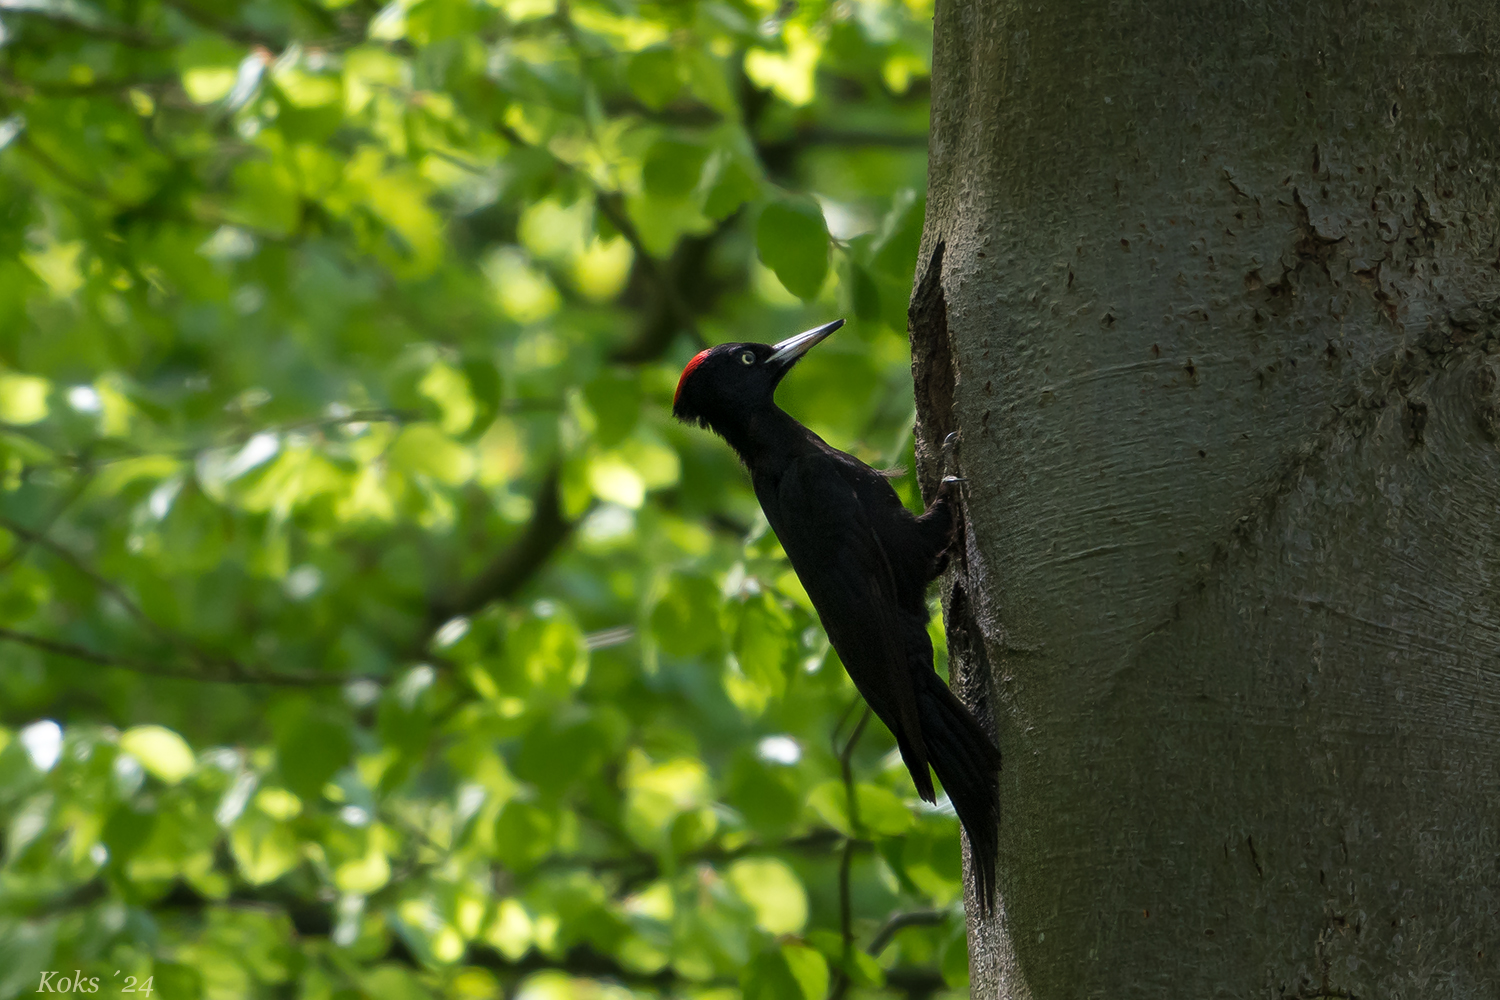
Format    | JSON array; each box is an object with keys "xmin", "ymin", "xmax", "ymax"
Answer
[{"xmin": 768, "ymin": 319, "xmax": 844, "ymax": 365}]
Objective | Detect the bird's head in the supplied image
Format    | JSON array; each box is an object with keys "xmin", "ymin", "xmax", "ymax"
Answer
[{"xmin": 672, "ymin": 319, "xmax": 843, "ymax": 432}]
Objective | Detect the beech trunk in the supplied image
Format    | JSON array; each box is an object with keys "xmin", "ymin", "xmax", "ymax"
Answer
[{"xmin": 910, "ymin": 2, "xmax": 1500, "ymax": 996}]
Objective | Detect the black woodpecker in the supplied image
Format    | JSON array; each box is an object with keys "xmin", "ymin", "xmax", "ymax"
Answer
[{"xmin": 672, "ymin": 318, "xmax": 1000, "ymax": 912}]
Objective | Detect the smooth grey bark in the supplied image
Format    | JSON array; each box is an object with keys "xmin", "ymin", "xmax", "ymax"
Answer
[{"xmin": 910, "ymin": 2, "xmax": 1500, "ymax": 997}]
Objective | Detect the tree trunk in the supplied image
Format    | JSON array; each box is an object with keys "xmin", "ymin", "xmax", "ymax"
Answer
[{"xmin": 911, "ymin": 2, "xmax": 1500, "ymax": 996}]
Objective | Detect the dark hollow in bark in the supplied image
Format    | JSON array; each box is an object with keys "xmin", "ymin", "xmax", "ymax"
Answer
[{"xmin": 913, "ymin": 1, "xmax": 1500, "ymax": 996}]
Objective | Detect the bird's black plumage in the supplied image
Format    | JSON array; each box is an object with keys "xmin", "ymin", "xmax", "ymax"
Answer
[{"xmin": 673, "ymin": 319, "xmax": 1001, "ymax": 913}]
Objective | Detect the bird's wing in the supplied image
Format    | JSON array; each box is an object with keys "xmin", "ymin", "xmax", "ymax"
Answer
[{"xmin": 769, "ymin": 453, "xmax": 932, "ymax": 796}]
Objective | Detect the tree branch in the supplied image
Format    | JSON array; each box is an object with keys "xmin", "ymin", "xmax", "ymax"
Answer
[
  {"xmin": 0, "ymin": 512, "xmax": 182, "ymax": 648},
  {"xmin": 1, "ymin": 9, "xmax": 171, "ymax": 48},
  {"xmin": 489, "ymin": 121, "xmax": 706, "ymax": 359},
  {"xmin": 0, "ymin": 514, "xmax": 355, "ymax": 686},
  {"xmin": 157, "ymin": 0, "xmax": 284, "ymax": 48},
  {"xmin": 428, "ymin": 465, "xmax": 582, "ymax": 627},
  {"xmin": 592, "ymin": 189, "xmax": 707, "ymax": 356},
  {"xmin": 0, "ymin": 625, "xmax": 349, "ymax": 686},
  {"xmin": 830, "ymin": 706, "xmax": 872, "ymax": 1000},
  {"xmin": 0, "ymin": 70, "xmax": 179, "ymax": 98},
  {"xmin": 0, "ymin": 471, "xmax": 91, "ymax": 575},
  {"xmin": 866, "ymin": 909, "xmax": 948, "ymax": 956}
]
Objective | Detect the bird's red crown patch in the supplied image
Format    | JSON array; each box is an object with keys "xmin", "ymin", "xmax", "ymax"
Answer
[{"xmin": 674, "ymin": 349, "xmax": 713, "ymax": 406}]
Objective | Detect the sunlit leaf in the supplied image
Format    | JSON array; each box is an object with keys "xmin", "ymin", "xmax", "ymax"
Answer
[
  {"xmin": 119, "ymin": 726, "xmax": 196, "ymax": 785},
  {"xmin": 390, "ymin": 423, "xmax": 475, "ymax": 485},
  {"xmin": 727, "ymin": 857, "xmax": 807, "ymax": 934},
  {"xmin": 807, "ymin": 780, "xmax": 914, "ymax": 837},
  {"xmin": 0, "ymin": 372, "xmax": 50, "ymax": 425},
  {"xmin": 231, "ymin": 812, "xmax": 301, "ymax": 885},
  {"xmin": 743, "ymin": 942, "xmax": 828, "ymax": 1000}
]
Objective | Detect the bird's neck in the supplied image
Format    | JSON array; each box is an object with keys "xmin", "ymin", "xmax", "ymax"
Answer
[{"xmin": 718, "ymin": 404, "xmax": 820, "ymax": 471}]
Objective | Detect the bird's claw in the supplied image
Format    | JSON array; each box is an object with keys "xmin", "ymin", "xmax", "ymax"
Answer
[{"xmin": 939, "ymin": 431, "xmax": 962, "ymax": 481}]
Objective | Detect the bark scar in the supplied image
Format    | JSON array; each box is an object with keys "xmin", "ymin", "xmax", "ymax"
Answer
[{"xmin": 910, "ymin": 240, "xmax": 956, "ymax": 503}]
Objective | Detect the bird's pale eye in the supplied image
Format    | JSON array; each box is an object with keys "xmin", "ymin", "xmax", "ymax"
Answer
[{"xmin": 739, "ymin": 351, "xmax": 756, "ymax": 365}]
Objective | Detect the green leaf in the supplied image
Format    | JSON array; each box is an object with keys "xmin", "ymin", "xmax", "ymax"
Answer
[
  {"xmin": 844, "ymin": 256, "xmax": 883, "ymax": 322},
  {"xmin": 5, "ymin": 0, "xmax": 966, "ymax": 987},
  {"xmin": 420, "ymin": 361, "xmax": 477, "ymax": 435},
  {"xmin": 624, "ymin": 752, "xmax": 711, "ymax": 850},
  {"xmin": 743, "ymin": 942, "xmax": 828, "ymax": 1000},
  {"xmin": 869, "ymin": 189, "xmax": 925, "ymax": 279},
  {"xmin": 940, "ymin": 918, "xmax": 971, "ymax": 989},
  {"xmin": 332, "ymin": 826, "xmax": 392, "ymax": 893},
  {"xmin": 726, "ymin": 858, "xmax": 807, "ymax": 934},
  {"xmin": 727, "ymin": 756, "xmax": 801, "ymax": 836},
  {"xmin": 626, "ymin": 47, "xmax": 682, "ymax": 110},
  {"xmin": 101, "ymin": 804, "xmax": 156, "ymax": 867},
  {"xmin": 702, "ymin": 149, "xmax": 762, "ymax": 221},
  {"xmin": 682, "ymin": 49, "xmax": 738, "ymax": 117},
  {"xmin": 484, "ymin": 898, "xmax": 534, "ymax": 961},
  {"xmin": 119, "ymin": 726, "xmax": 196, "ymax": 785},
  {"xmin": 756, "ymin": 198, "xmax": 829, "ymax": 301},
  {"xmin": 582, "ymin": 370, "xmax": 641, "ymax": 447},
  {"xmin": 807, "ymin": 781, "xmax": 914, "ymax": 836},
  {"xmin": 230, "ymin": 813, "xmax": 301, "ymax": 885},
  {"xmin": 0, "ymin": 372, "xmax": 51, "ymax": 425},
  {"xmin": 177, "ymin": 37, "xmax": 246, "ymax": 104},
  {"xmin": 0, "ymin": 920, "xmax": 57, "ymax": 1000},
  {"xmin": 650, "ymin": 573, "xmax": 722, "ymax": 657},
  {"xmin": 587, "ymin": 451, "xmax": 646, "ymax": 508},
  {"xmin": 642, "ymin": 138, "xmax": 710, "ymax": 199},
  {"xmin": 856, "ymin": 782, "xmax": 915, "ymax": 836},
  {"xmin": 512, "ymin": 710, "xmax": 612, "ymax": 795},
  {"xmin": 494, "ymin": 800, "xmax": 556, "ymax": 870},
  {"xmin": 390, "ymin": 423, "xmax": 474, "ymax": 485},
  {"xmin": 732, "ymin": 591, "xmax": 793, "ymax": 702},
  {"xmin": 231, "ymin": 156, "xmax": 301, "ymax": 237},
  {"xmin": 807, "ymin": 780, "xmax": 852, "ymax": 834},
  {"xmin": 782, "ymin": 942, "xmax": 830, "ymax": 1000},
  {"xmin": 149, "ymin": 963, "xmax": 203, "ymax": 1000},
  {"xmin": 502, "ymin": 606, "xmax": 590, "ymax": 696},
  {"xmin": 850, "ymin": 948, "xmax": 887, "ymax": 987},
  {"xmin": 276, "ymin": 711, "xmax": 352, "ymax": 801}
]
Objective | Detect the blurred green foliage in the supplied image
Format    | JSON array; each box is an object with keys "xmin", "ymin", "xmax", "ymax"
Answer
[{"xmin": 0, "ymin": 0, "xmax": 965, "ymax": 997}]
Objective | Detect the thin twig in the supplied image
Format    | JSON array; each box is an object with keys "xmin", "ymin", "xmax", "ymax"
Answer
[
  {"xmin": 157, "ymin": 0, "xmax": 283, "ymax": 47},
  {"xmin": 830, "ymin": 706, "xmax": 872, "ymax": 1000},
  {"xmin": 0, "ymin": 513, "xmax": 354, "ymax": 685},
  {"xmin": 427, "ymin": 464, "xmax": 583, "ymax": 629},
  {"xmin": 866, "ymin": 909, "xmax": 948, "ymax": 956},
  {"xmin": 0, "ymin": 513, "xmax": 179, "ymax": 648},
  {"xmin": 593, "ymin": 190, "xmax": 706, "ymax": 349},
  {"xmin": 42, "ymin": 408, "xmax": 423, "ymax": 470},
  {"xmin": 0, "ymin": 472, "xmax": 93, "ymax": 575},
  {"xmin": 491, "ymin": 121, "xmax": 705, "ymax": 351},
  {"xmin": 16, "ymin": 134, "xmax": 118, "ymax": 203},
  {"xmin": 1, "ymin": 8, "xmax": 171, "ymax": 48},
  {"xmin": 0, "ymin": 71, "xmax": 179, "ymax": 98},
  {"xmin": 0, "ymin": 626, "xmax": 351, "ymax": 686}
]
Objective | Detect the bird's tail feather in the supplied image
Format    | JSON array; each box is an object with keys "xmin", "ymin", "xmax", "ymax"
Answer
[{"xmin": 918, "ymin": 672, "xmax": 1001, "ymax": 915}]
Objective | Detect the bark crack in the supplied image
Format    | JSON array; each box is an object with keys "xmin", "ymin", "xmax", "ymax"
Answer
[
  {"xmin": 910, "ymin": 240, "xmax": 956, "ymax": 503},
  {"xmin": 1121, "ymin": 297, "xmax": 1500, "ymax": 674}
]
